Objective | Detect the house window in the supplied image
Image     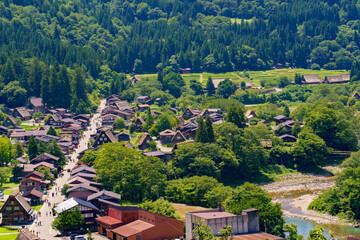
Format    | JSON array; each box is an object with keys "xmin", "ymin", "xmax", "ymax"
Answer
[
  {"xmin": 140, "ymin": 216, "xmax": 142, "ymax": 219},
  {"xmin": 6, "ymin": 207, "xmax": 11, "ymax": 211},
  {"xmin": 136, "ymin": 236, "xmax": 142, "ymax": 240},
  {"xmin": 152, "ymin": 219, "xmax": 154, "ymax": 223},
  {"xmin": 148, "ymin": 218, "xmax": 150, "ymax": 221},
  {"xmin": 14, "ymin": 206, "xmax": 19, "ymax": 210},
  {"xmin": 19, "ymin": 217, "xmax": 24, "ymax": 220},
  {"xmin": 13, "ymin": 217, "xmax": 18, "ymax": 221}
]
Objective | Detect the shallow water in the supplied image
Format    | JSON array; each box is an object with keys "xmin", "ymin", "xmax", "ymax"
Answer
[{"xmin": 285, "ymin": 217, "xmax": 360, "ymax": 239}]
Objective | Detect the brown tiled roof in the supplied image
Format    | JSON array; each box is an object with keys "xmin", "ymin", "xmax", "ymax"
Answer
[
  {"xmin": 325, "ymin": 74, "xmax": 350, "ymax": 83},
  {"xmin": 302, "ymin": 74, "xmax": 322, "ymax": 83},
  {"xmin": 67, "ymin": 176, "xmax": 92, "ymax": 185},
  {"xmin": 31, "ymin": 152, "xmax": 59, "ymax": 162},
  {"xmin": 7, "ymin": 116, "xmax": 18, "ymax": 125},
  {"xmin": 22, "ymin": 189, "xmax": 44, "ymax": 198},
  {"xmin": 16, "ymin": 229, "xmax": 40, "ymax": 240},
  {"xmin": 171, "ymin": 131, "xmax": 186, "ymax": 142},
  {"xmin": 11, "ymin": 191, "xmax": 31, "ymax": 213},
  {"xmin": 159, "ymin": 129, "xmax": 176, "ymax": 136},
  {"xmin": 96, "ymin": 216, "xmax": 123, "ymax": 225},
  {"xmin": 29, "ymin": 97, "xmax": 43, "ymax": 107},
  {"xmin": 71, "ymin": 166, "xmax": 96, "ymax": 175},
  {"xmin": 66, "ymin": 184, "xmax": 99, "ymax": 193},
  {"xmin": 20, "ymin": 177, "xmax": 42, "ymax": 183},
  {"xmin": 134, "ymin": 117, "xmax": 145, "ymax": 124},
  {"xmin": 138, "ymin": 133, "xmax": 152, "ymax": 146},
  {"xmin": 15, "ymin": 107, "xmax": 31, "ymax": 118},
  {"xmin": 87, "ymin": 190, "xmax": 121, "ymax": 201},
  {"xmin": 24, "ymin": 171, "xmax": 45, "ymax": 179},
  {"xmin": 112, "ymin": 220, "xmax": 155, "ymax": 237},
  {"xmin": 33, "ymin": 162, "xmax": 55, "ymax": 170}
]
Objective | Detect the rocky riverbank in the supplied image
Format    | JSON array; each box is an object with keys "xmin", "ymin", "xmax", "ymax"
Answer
[{"xmin": 260, "ymin": 167, "xmax": 352, "ymax": 225}]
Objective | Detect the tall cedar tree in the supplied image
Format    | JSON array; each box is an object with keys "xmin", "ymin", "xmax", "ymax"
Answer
[
  {"xmin": 205, "ymin": 115, "xmax": 215, "ymax": 142},
  {"xmin": 294, "ymin": 73, "xmax": 302, "ymax": 84},
  {"xmin": 195, "ymin": 117, "xmax": 209, "ymax": 143},
  {"xmin": 58, "ymin": 65, "xmax": 72, "ymax": 108},
  {"xmin": 283, "ymin": 105, "xmax": 290, "ymax": 117},
  {"xmin": 27, "ymin": 135, "xmax": 38, "ymax": 160},
  {"xmin": 47, "ymin": 126, "xmax": 57, "ymax": 136},
  {"xmin": 206, "ymin": 76, "xmax": 215, "ymax": 96},
  {"xmin": 227, "ymin": 105, "xmax": 245, "ymax": 128}
]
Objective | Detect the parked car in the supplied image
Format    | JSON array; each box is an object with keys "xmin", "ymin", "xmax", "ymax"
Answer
[
  {"xmin": 70, "ymin": 234, "xmax": 79, "ymax": 240},
  {"xmin": 75, "ymin": 236, "xmax": 86, "ymax": 240}
]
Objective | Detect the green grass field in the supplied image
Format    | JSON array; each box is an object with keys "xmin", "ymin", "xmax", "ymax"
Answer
[
  {"xmin": 2, "ymin": 189, "xmax": 16, "ymax": 195},
  {"xmin": 32, "ymin": 204, "xmax": 43, "ymax": 211},
  {"xmin": 0, "ymin": 228, "xmax": 18, "ymax": 234},
  {"xmin": 2, "ymin": 183, "xmax": 18, "ymax": 188},
  {"xmin": 133, "ymin": 68, "xmax": 349, "ymax": 87},
  {"xmin": 0, "ymin": 234, "xmax": 19, "ymax": 240}
]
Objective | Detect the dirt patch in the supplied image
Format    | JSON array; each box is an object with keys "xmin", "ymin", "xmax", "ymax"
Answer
[{"xmin": 173, "ymin": 203, "xmax": 208, "ymax": 220}]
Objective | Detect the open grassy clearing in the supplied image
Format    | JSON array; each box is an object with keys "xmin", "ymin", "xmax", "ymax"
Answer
[
  {"xmin": 172, "ymin": 203, "xmax": 208, "ymax": 220},
  {"xmin": 133, "ymin": 69, "xmax": 349, "ymax": 87},
  {"xmin": 2, "ymin": 183, "xmax": 18, "ymax": 188}
]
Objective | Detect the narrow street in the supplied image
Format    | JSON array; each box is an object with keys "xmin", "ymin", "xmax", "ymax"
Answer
[{"xmin": 28, "ymin": 99, "xmax": 106, "ymax": 240}]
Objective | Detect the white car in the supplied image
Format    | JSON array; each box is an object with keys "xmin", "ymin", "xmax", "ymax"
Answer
[{"xmin": 74, "ymin": 236, "xmax": 86, "ymax": 240}]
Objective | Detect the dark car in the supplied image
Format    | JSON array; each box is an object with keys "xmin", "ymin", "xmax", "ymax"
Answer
[{"xmin": 70, "ymin": 234, "xmax": 79, "ymax": 240}]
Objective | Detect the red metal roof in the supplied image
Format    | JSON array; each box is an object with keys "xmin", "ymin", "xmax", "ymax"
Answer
[
  {"xmin": 96, "ymin": 216, "xmax": 123, "ymax": 226},
  {"xmin": 112, "ymin": 220, "xmax": 155, "ymax": 237}
]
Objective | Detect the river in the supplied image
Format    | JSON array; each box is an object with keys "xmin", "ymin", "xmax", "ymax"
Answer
[{"xmin": 285, "ymin": 217, "xmax": 360, "ymax": 239}]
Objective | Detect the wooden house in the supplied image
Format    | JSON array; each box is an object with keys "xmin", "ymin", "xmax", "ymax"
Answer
[
  {"xmin": 301, "ymin": 74, "xmax": 322, "ymax": 84},
  {"xmin": 138, "ymin": 104, "xmax": 150, "ymax": 112},
  {"xmin": 353, "ymin": 92, "xmax": 360, "ymax": 101},
  {"xmin": 274, "ymin": 115, "xmax": 291, "ymax": 125},
  {"xmin": 93, "ymin": 128, "xmax": 118, "ymax": 148},
  {"xmin": 12, "ymin": 107, "xmax": 31, "ymax": 121},
  {"xmin": 134, "ymin": 117, "xmax": 145, "ymax": 132},
  {"xmin": 182, "ymin": 108, "xmax": 199, "ymax": 120},
  {"xmin": 324, "ymin": 74, "xmax": 350, "ymax": 84},
  {"xmin": 30, "ymin": 152, "xmax": 59, "ymax": 165},
  {"xmin": 279, "ymin": 134, "xmax": 297, "ymax": 142},
  {"xmin": 45, "ymin": 115, "xmax": 62, "ymax": 127},
  {"xmin": 137, "ymin": 96, "xmax": 151, "ymax": 104},
  {"xmin": 171, "ymin": 131, "xmax": 186, "ymax": 144},
  {"xmin": 66, "ymin": 184, "xmax": 99, "ymax": 200},
  {"xmin": 159, "ymin": 129, "xmax": 176, "ymax": 144},
  {"xmin": 245, "ymin": 110, "xmax": 257, "ymax": 123},
  {"xmin": 22, "ymin": 189, "xmax": 44, "ymax": 205},
  {"xmin": 0, "ymin": 191, "xmax": 33, "ymax": 224},
  {"xmin": 118, "ymin": 132, "xmax": 130, "ymax": 142},
  {"xmin": 138, "ymin": 133, "xmax": 154, "ymax": 150},
  {"xmin": 28, "ymin": 97, "xmax": 45, "ymax": 113},
  {"xmin": 19, "ymin": 176, "xmax": 48, "ymax": 193},
  {"xmin": 4, "ymin": 116, "xmax": 17, "ymax": 127}
]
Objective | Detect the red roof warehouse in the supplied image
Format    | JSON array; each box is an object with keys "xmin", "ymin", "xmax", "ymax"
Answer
[{"xmin": 96, "ymin": 206, "xmax": 184, "ymax": 240}]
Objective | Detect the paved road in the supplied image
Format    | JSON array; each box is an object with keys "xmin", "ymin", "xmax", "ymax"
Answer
[{"xmin": 28, "ymin": 100, "xmax": 106, "ymax": 240}]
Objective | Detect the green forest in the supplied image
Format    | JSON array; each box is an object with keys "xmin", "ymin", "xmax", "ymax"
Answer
[{"xmin": 1, "ymin": 0, "xmax": 360, "ymax": 109}]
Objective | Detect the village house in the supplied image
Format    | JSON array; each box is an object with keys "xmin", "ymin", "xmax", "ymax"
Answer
[
  {"xmin": 67, "ymin": 176, "xmax": 102, "ymax": 189},
  {"xmin": 137, "ymin": 104, "xmax": 150, "ymax": 112},
  {"xmin": 245, "ymin": 110, "xmax": 257, "ymax": 123},
  {"xmin": 87, "ymin": 190, "xmax": 121, "ymax": 212},
  {"xmin": 181, "ymin": 68, "xmax": 191, "ymax": 74},
  {"xmin": 186, "ymin": 205, "xmax": 283, "ymax": 240},
  {"xmin": 22, "ymin": 189, "xmax": 44, "ymax": 205},
  {"xmin": 117, "ymin": 132, "xmax": 130, "ymax": 142},
  {"xmin": 19, "ymin": 176, "xmax": 48, "ymax": 193},
  {"xmin": 101, "ymin": 114, "xmax": 119, "ymax": 126},
  {"xmin": 274, "ymin": 115, "xmax": 291, "ymax": 125},
  {"xmin": 96, "ymin": 206, "xmax": 184, "ymax": 240},
  {"xmin": 138, "ymin": 133, "xmax": 154, "ymax": 150},
  {"xmin": 159, "ymin": 129, "xmax": 176, "ymax": 144},
  {"xmin": 0, "ymin": 191, "xmax": 33, "ymax": 225},
  {"xmin": 16, "ymin": 229, "xmax": 39, "ymax": 240},
  {"xmin": 155, "ymin": 98, "xmax": 165, "ymax": 106},
  {"xmin": 93, "ymin": 128, "xmax": 118, "ymax": 148},
  {"xmin": 71, "ymin": 166, "xmax": 96, "ymax": 176},
  {"xmin": 273, "ymin": 120, "xmax": 296, "ymax": 134},
  {"xmin": 324, "ymin": 74, "xmax": 350, "ymax": 84},
  {"xmin": 54, "ymin": 197, "xmax": 99, "ymax": 229},
  {"xmin": 301, "ymin": 74, "xmax": 322, "ymax": 84},
  {"xmin": 142, "ymin": 151, "xmax": 171, "ymax": 162},
  {"xmin": 133, "ymin": 117, "xmax": 145, "ymax": 132},
  {"xmin": 0, "ymin": 126, "xmax": 8, "ymax": 135},
  {"xmin": 45, "ymin": 115, "xmax": 62, "ymax": 127},
  {"xmin": 12, "ymin": 107, "xmax": 32, "ymax": 121},
  {"xmin": 28, "ymin": 97, "xmax": 45, "ymax": 113},
  {"xmin": 70, "ymin": 172, "xmax": 97, "ymax": 182},
  {"xmin": 137, "ymin": 96, "xmax": 151, "ymax": 104},
  {"xmin": 353, "ymin": 92, "xmax": 360, "ymax": 101},
  {"xmin": 279, "ymin": 134, "xmax": 297, "ymax": 142},
  {"xmin": 66, "ymin": 184, "xmax": 99, "ymax": 200},
  {"xmin": 182, "ymin": 108, "xmax": 200, "ymax": 120},
  {"xmin": 4, "ymin": 116, "xmax": 18, "ymax": 127},
  {"xmin": 30, "ymin": 152, "xmax": 59, "ymax": 165}
]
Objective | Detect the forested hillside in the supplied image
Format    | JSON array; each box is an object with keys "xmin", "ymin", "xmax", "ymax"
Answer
[{"xmin": 0, "ymin": 0, "xmax": 360, "ymax": 109}]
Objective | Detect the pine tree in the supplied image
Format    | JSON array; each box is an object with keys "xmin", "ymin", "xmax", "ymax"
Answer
[
  {"xmin": 205, "ymin": 116, "xmax": 214, "ymax": 142},
  {"xmin": 72, "ymin": 67, "xmax": 88, "ymax": 104},
  {"xmin": 2, "ymin": 59, "xmax": 15, "ymax": 85},
  {"xmin": 283, "ymin": 105, "xmax": 290, "ymax": 117},
  {"xmin": 206, "ymin": 76, "xmax": 215, "ymax": 96},
  {"xmin": 41, "ymin": 68, "xmax": 51, "ymax": 106},
  {"xmin": 47, "ymin": 126, "xmax": 57, "ymax": 136},
  {"xmin": 27, "ymin": 136, "xmax": 38, "ymax": 160},
  {"xmin": 157, "ymin": 70, "xmax": 163, "ymax": 83},
  {"xmin": 226, "ymin": 105, "xmax": 245, "ymax": 128},
  {"xmin": 195, "ymin": 117, "xmax": 209, "ymax": 143},
  {"xmin": 28, "ymin": 58, "xmax": 42, "ymax": 97},
  {"xmin": 294, "ymin": 73, "xmax": 302, "ymax": 84},
  {"xmin": 59, "ymin": 65, "xmax": 71, "ymax": 108}
]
